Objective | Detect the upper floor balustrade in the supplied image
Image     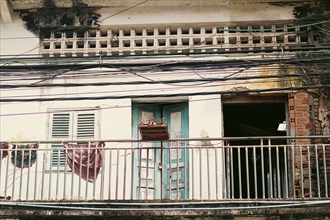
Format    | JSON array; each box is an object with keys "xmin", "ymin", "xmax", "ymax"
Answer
[
  {"xmin": 0, "ymin": 136, "xmax": 329, "ymax": 202},
  {"xmin": 39, "ymin": 21, "xmax": 325, "ymax": 57}
]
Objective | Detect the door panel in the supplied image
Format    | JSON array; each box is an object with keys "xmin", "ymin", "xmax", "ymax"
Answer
[
  {"xmin": 132, "ymin": 103, "xmax": 188, "ymax": 199},
  {"xmin": 132, "ymin": 105, "xmax": 161, "ymax": 199},
  {"xmin": 163, "ymin": 104, "xmax": 188, "ymax": 199}
]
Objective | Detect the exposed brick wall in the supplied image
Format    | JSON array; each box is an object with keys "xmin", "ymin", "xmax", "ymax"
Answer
[
  {"xmin": 288, "ymin": 91, "xmax": 329, "ymax": 197},
  {"xmin": 288, "ymin": 92, "xmax": 316, "ymax": 143}
]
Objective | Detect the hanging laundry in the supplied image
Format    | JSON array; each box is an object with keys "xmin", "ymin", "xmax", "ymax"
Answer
[
  {"xmin": 0, "ymin": 142, "xmax": 9, "ymax": 159},
  {"xmin": 11, "ymin": 144, "xmax": 38, "ymax": 168},
  {"xmin": 64, "ymin": 142, "xmax": 105, "ymax": 183}
]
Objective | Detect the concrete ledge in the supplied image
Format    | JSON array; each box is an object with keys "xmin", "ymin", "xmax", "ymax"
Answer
[{"xmin": 0, "ymin": 203, "xmax": 330, "ymax": 219}]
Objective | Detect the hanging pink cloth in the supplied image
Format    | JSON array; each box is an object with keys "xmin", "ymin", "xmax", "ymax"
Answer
[
  {"xmin": 0, "ymin": 143, "xmax": 9, "ymax": 159},
  {"xmin": 64, "ymin": 142, "xmax": 105, "ymax": 183}
]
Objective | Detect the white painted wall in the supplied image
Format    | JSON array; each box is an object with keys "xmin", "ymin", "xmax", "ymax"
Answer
[
  {"xmin": 0, "ymin": 3, "xmax": 294, "ymax": 201},
  {"xmin": 0, "ymin": 3, "xmax": 294, "ymax": 56},
  {"xmin": 0, "ymin": 15, "xmax": 39, "ymax": 56},
  {"xmin": 99, "ymin": 4, "xmax": 294, "ymax": 26}
]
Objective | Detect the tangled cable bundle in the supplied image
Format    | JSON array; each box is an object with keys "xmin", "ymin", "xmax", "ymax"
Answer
[{"xmin": 11, "ymin": 144, "xmax": 38, "ymax": 168}]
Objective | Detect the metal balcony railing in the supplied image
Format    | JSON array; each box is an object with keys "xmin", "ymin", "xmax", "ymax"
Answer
[{"xmin": 0, "ymin": 136, "xmax": 329, "ymax": 202}]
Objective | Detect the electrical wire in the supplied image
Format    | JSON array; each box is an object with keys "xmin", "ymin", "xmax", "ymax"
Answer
[
  {"xmin": 0, "ymin": 84, "xmax": 328, "ymax": 103},
  {"xmin": 1, "ymin": 77, "xmax": 309, "ymax": 101},
  {"xmin": 1, "ymin": 72, "xmax": 327, "ymax": 89},
  {"xmin": 1, "ymin": 62, "xmax": 329, "ymax": 81},
  {"xmin": 99, "ymin": 0, "xmax": 150, "ymax": 22}
]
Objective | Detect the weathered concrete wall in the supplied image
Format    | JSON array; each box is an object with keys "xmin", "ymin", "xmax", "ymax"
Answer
[{"xmin": 9, "ymin": 0, "xmax": 312, "ymax": 10}]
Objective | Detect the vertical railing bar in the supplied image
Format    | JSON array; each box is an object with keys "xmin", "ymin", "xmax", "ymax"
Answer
[
  {"xmin": 230, "ymin": 146, "xmax": 234, "ymax": 199},
  {"xmin": 207, "ymin": 145, "xmax": 210, "ymax": 200},
  {"xmin": 307, "ymin": 146, "xmax": 312, "ymax": 198},
  {"xmin": 41, "ymin": 151, "xmax": 46, "ymax": 200},
  {"xmin": 223, "ymin": 144, "xmax": 227, "ymax": 199},
  {"xmin": 245, "ymin": 147, "xmax": 250, "ymax": 199},
  {"xmin": 215, "ymin": 144, "xmax": 219, "ymax": 200},
  {"xmin": 70, "ymin": 147, "xmax": 75, "ymax": 200},
  {"xmin": 26, "ymin": 149, "xmax": 32, "ymax": 200},
  {"xmin": 191, "ymin": 145, "xmax": 194, "ymax": 200},
  {"xmin": 161, "ymin": 146, "xmax": 165, "ymax": 199},
  {"xmin": 108, "ymin": 148, "xmax": 112, "ymax": 200},
  {"xmin": 276, "ymin": 146, "xmax": 281, "ymax": 198},
  {"xmin": 222, "ymin": 144, "xmax": 227, "ymax": 199},
  {"xmin": 4, "ymin": 148, "xmax": 10, "ymax": 199},
  {"xmin": 183, "ymin": 141, "xmax": 187, "ymax": 200},
  {"xmin": 93, "ymin": 147, "xmax": 98, "ymax": 200},
  {"xmin": 176, "ymin": 141, "xmax": 180, "ymax": 200},
  {"xmin": 115, "ymin": 148, "xmax": 119, "ymax": 200},
  {"xmin": 268, "ymin": 139, "xmax": 273, "ymax": 199},
  {"xmin": 130, "ymin": 147, "xmax": 134, "ymax": 200},
  {"xmin": 85, "ymin": 143, "xmax": 91, "ymax": 200},
  {"xmin": 19, "ymin": 148, "xmax": 24, "ymax": 200},
  {"xmin": 238, "ymin": 147, "xmax": 242, "ymax": 199},
  {"xmin": 146, "ymin": 148, "xmax": 149, "ymax": 200},
  {"xmin": 253, "ymin": 146, "xmax": 257, "ymax": 199},
  {"xmin": 55, "ymin": 148, "xmax": 60, "ymax": 200},
  {"xmin": 323, "ymin": 144, "xmax": 328, "ymax": 197},
  {"xmin": 284, "ymin": 146, "xmax": 288, "ymax": 199},
  {"xmin": 153, "ymin": 147, "xmax": 157, "ymax": 200},
  {"xmin": 299, "ymin": 145, "xmax": 304, "ymax": 198},
  {"xmin": 123, "ymin": 149, "xmax": 127, "ymax": 200},
  {"xmin": 292, "ymin": 145, "xmax": 296, "ymax": 199},
  {"xmin": 138, "ymin": 147, "xmax": 142, "ymax": 200},
  {"xmin": 169, "ymin": 144, "xmax": 172, "ymax": 200},
  {"xmin": 199, "ymin": 146, "xmax": 202, "ymax": 200},
  {"xmin": 261, "ymin": 140, "xmax": 265, "ymax": 199},
  {"xmin": 315, "ymin": 145, "xmax": 320, "ymax": 198},
  {"xmin": 100, "ymin": 146, "xmax": 105, "ymax": 200},
  {"xmin": 63, "ymin": 147, "xmax": 67, "ymax": 200},
  {"xmin": 48, "ymin": 148, "xmax": 52, "ymax": 200},
  {"xmin": 12, "ymin": 145, "xmax": 17, "ymax": 200},
  {"xmin": 11, "ymin": 147, "xmax": 17, "ymax": 200},
  {"xmin": 34, "ymin": 148, "xmax": 39, "ymax": 200},
  {"xmin": 78, "ymin": 146, "xmax": 83, "ymax": 199}
]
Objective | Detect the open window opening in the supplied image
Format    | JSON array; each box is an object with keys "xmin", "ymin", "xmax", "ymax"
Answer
[{"xmin": 223, "ymin": 101, "xmax": 288, "ymax": 199}]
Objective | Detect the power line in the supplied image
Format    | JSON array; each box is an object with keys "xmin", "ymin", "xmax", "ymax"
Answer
[
  {"xmin": 99, "ymin": 0, "xmax": 150, "ymax": 22},
  {"xmin": 0, "ymin": 84, "xmax": 328, "ymax": 103},
  {"xmin": 1, "ymin": 72, "xmax": 327, "ymax": 89},
  {"xmin": 0, "ymin": 78, "xmax": 308, "ymax": 102}
]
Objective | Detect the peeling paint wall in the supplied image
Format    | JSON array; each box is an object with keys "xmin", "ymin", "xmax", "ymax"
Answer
[{"xmin": 319, "ymin": 88, "xmax": 330, "ymax": 141}]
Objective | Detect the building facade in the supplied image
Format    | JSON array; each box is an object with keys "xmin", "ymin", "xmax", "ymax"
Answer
[{"xmin": 0, "ymin": 0, "xmax": 329, "ymax": 218}]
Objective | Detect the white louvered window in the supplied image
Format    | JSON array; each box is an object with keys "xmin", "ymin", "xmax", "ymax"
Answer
[{"xmin": 49, "ymin": 109, "xmax": 99, "ymax": 167}]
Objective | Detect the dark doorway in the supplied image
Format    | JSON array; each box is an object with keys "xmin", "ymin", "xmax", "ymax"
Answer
[{"xmin": 223, "ymin": 102, "xmax": 287, "ymax": 198}]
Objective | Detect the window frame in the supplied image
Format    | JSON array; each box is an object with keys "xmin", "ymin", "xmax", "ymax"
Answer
[{"xmin": 47, "ymin": 107, "xmax": 100, "ymax": 169}]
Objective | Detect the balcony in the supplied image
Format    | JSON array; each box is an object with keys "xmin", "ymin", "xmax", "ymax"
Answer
[{"xmin": 0, "ymin": 136, "xmax": 329, "ymax": 218}]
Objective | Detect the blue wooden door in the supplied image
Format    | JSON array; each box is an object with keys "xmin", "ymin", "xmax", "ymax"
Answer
[
  {"xmin": 132, "ymin": 103, "xmax": 188, "ymax": 200},
  {"xmin": 162, "ymin": 103, "xmax": 189, "ymax": 200}
]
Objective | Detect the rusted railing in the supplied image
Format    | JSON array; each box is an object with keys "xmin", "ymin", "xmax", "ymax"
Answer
[{"xmin": 0, "ymin": 136, "xmax": 329, "ymax": 202}]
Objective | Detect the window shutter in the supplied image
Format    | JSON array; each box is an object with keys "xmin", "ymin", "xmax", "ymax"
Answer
[
  {"xmin": 51, "ymin": 113, "xmax": 70, "ymax": 167},
  {"xmin": 77, "ymin": 113, "xmax": 95, "ymax": 139}
]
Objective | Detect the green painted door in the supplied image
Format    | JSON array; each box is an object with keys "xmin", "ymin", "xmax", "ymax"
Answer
[{"xmin": 132, "ymin": 102, "xmax": 189, "ymax": 199}]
